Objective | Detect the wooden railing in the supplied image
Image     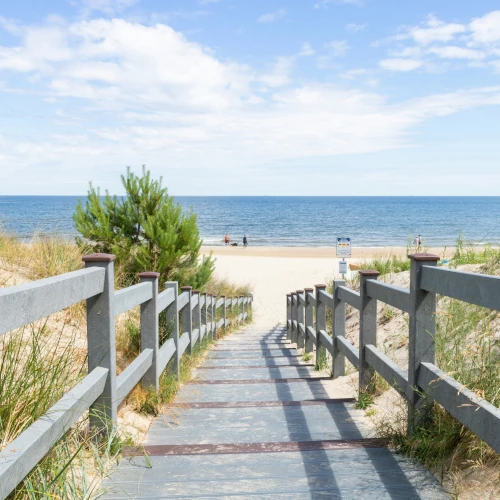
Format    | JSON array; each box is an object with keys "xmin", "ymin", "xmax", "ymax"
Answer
[
  {"xmin": 0, "ymin": 253, "xmax": 252, "ymax": 499},
  {"xmin": 287, "ymin": 253, "xmax": 500, "ymax": 454}
]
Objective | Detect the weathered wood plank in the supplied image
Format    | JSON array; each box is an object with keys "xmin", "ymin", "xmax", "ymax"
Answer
[
  {"xmin": 116, "ymin": 349, "xmax": 153, "ymax": 405},
  {"xmin": 114, "ymin": 282, "xmax": 152, "ymax": 316},
  {"xmin": 0, "ymin": 267, "xmax": 105, "ymax": 336}
]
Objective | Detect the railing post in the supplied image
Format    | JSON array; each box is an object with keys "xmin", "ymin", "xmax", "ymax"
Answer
[
  {"xmin": 304, "ymin": 288, "xmax": 314, "ymax": 353},
  {"xmin": 221, "ymin": 295, "xmax": 226, "ymax": 334},
  {"xmin": 83, "ymin": 253, "xmax": 117, "ymax": 432},
  {"xmin": 193, "ymin": 289, "xmax": 201, "ymax": 344},
  {"xmin": 139, "ymin": 272, "xmax": 160, "ymax": 392},
  {"xmin": 315, "ymin": 284, "xmax": 327, "ymax": 371},
  {"xmin": 286, "ymin": 294, "xmax": 292, "ymax": 341},
  {"xmin": 291, "ymin": 292, "xmax": 298, "ymax": 345},
  {"xmin": 359, "ymin": 270, "xmax": 380, "ymax": 394},
  {"xmin": 202, "ymin": 292, "xmax": 207, "ymax": 339},
  {"xmin": 296, "ymin": 290, "xmax": 305, "ymax": 350},
  {"xmin": 249, "ymin": 294, "xmax": 253, "ymax": 320},
  {"xmin": 408, "ymin": 253, "xmax": 439, "ymax": 433},
  {"xmin": 181, "ymin": 286, "xmax": 193, "ymax": 354},
  {"xmin": 240, "ymin": 295, "xmax": 244, "ymax": 321},
  {"xmin": 210, "ymin": 294, "xmax": 215, "ymax": 340},
  {"xmin": 332, "ymin": 280, "xmax": 346, "ymax": 378},
  {"xmin": 165, "ymin": 281, "xmax": 179, "ymax": 380}
]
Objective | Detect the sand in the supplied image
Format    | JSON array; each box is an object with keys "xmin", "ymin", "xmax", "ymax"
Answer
[
  {"xmin": 201, "ymin": 246, "xmax": 444, "ymax": 325},
  {"xmin": 202, "ymin": 245, "xmax": 448, "ymax": 259}
]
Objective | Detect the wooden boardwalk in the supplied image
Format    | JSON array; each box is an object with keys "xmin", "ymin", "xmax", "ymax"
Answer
[{"xmin": 101, "ymin": 324, "xmax": 448, "ymax": 499}]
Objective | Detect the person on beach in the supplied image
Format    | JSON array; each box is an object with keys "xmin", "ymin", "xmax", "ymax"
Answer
[
  {"xmin": 413, "ymin": 235, "xmax": 422, "ymax": 250},
  {"xmin": 224, "ymin": 234, "xmax": 230, "ymax": 246},
  {"xmin": 243, "ymin": 234, "xmax": 248, "ymax": 247}
]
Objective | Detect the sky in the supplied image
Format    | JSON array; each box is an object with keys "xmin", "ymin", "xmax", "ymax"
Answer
[{"xmin": 1, "ymin": 0, "xmax": 500, "ymax": 196}]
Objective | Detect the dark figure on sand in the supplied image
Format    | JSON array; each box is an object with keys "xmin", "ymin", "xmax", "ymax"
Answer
[{"xmin": 243, "ymin": 235, "xmax": 248, "ymax": 247}]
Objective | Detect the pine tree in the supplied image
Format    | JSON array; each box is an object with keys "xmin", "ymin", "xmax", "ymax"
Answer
[{"xmin": 74, "ymin": 166, "xmax": 214, "ymax": 288}]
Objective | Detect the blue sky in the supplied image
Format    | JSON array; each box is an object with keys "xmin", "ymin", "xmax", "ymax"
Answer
[{"xmin": 1, "ymin": 0, "xmax": 500, "ymax": 195}]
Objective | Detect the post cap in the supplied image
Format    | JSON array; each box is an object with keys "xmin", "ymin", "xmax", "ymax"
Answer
[
  {"xmin": 180, "ymin": 286, "xmax": 193, "ymax": 291},
  {"xmin": 220, "ymin": 295, "xmax": 225, "ymax": 298},
  {"xmin": 138, "ymin": 271, "xmax": 160, "ymax": 279},
  {"xmin": 296, "ymin": 290, "xmax": 304, "ymax": 293},
  {"xmin": 192, "ymin": 289, "xmax": 201, "ymax": 294},
  {"xmin": 359, "ymin": 270, "xmax": 380, "ymax": 277},
  {"xmin": 304, "ymin": 287, "xmax": 314, "ymax": 292},
  {"xmin": 82, "ymin": 253, "xmax": 115, "ymax": 263},
  {"xmin": 408, "ymin": 253, "xmax": 440, "ymax": 262},
  {"xmin": 315, "ymin": 284, "xmax": 327, "ymax": 289}
]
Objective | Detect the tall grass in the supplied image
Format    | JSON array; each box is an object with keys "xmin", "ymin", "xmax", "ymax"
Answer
[{"xmin": 449, "ymin": 233, "xmax": 500, "ymax": 268}]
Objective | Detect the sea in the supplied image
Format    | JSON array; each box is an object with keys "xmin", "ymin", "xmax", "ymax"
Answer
[{"xmin": 0, "ymin": 196, "xmax": 499, "ymax": 248}]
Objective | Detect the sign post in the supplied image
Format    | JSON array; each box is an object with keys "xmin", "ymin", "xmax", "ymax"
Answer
[{"xmin": 336, "ymin": 237, "xmax": 351, "ymax": 278}]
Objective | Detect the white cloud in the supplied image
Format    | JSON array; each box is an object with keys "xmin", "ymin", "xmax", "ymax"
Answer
[
  {"xmin": 379, "ymin": 11, "xmax": 500, "ymax": 73},
  {"xmin": 257, "ymin": 9, "xmax": 286, "ymax": 23},
  {"xmin": 379, "ymin": 58, "xmax": 423, "ymax": 71},
  {"xmin": 469, "ymin": 11, "xmax": 500, "ymax": 44},
  {"xmin": 428, "ymin": 46, "xmax": 485, "ymax": 60},
  {"xmin": 2, "ymin": 17, "xmax": 500, "ymax": 194},
  {"xmin": 346, "ymin": 22, "xmax": 366, "ymax": 33}
]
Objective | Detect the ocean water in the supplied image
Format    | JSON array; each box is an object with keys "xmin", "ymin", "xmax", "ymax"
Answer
[{"xmin": 0, "ymin": 196, "xmax": 499, "ymax": 247}]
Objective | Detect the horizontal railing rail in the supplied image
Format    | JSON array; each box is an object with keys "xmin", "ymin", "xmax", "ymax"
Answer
[
  {"xmin": 0, "ymin": 253, "xmax": 252, "ymax": 499},
  {"xmin": 287, "ymin": 253, "xmax": 500, "ymax": 455}
]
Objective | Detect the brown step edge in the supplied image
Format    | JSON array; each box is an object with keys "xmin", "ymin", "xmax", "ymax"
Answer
[
  {"xmin": 122, "ymin": 439, "xmax": 386, "ymax": 457},
  {"xmin": 177, "ymin": 399, "xmax": 356, "ymax": 409},
  {"xmin": 187, "ymin": 377, "xmax": 332, "ymax": 384},
  {"xmin": 198, "ymin": 364, "xmax": 315, "ymax": 369}
]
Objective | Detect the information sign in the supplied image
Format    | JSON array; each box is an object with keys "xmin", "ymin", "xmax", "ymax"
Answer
[
  {"xmin": 336, "ymin": 237, "xmax": 351, "ymax": 258},
  {"xmin": 339, "ymin": 260, "xmax": 348, "ymax": 274}
]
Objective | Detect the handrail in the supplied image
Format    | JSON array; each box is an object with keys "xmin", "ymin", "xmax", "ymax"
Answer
[
  {"xmin": 0, "ymin": 250, "xmax": 253, "ymax": 499},
  {"xmin": 336, "ymin": 286, "xmax": 361, "ymax": 310},
  {"xmin": 288, "ymin": 252, "xmax": 500, "ymax": 453},
  {"xmin": 114, "ymin": 282, "xmax": 152, "ymax": 316},
  {"xmin": 0, "ymin": 267, "xmax": 105, "ymax": 336},
  {"xmin": 365, "ymin": 280, "xmax": 410, "ymax": 314},
  {"xmin": 421, "ymin": 266, "xmax": 500, "ymax": 310}
]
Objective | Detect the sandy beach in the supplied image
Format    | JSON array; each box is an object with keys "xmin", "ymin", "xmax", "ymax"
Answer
[
  {"xmin": 201, "ymin": 246, "xmax": 444, "ymax": 325},
  {"xmin": 202, "ymin": 245, "xmax": 448, "ymax": 259}
]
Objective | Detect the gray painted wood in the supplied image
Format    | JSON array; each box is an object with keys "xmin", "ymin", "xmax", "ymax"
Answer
[
  {"xmin": 116, "ymin": 349, "xmax": 153, "ymax": 406},
  {"xmin": 140, "ymin": 274, "xmax": 160, "ymax": 392},
  {"xmin": 366, "ymin": 280, "xmax": 410, "ymax": 314},
  {"xmin": 0, "ymin": 267, "xmax": 105, "ymax": 336},
  {"xmin": 100, "ymin": 323, "xmax": 447, "ymax": 500},
  {"xmin": 165, "ymin": 282, "xmax": 180, "ymax": 380},
  {"xmin": 114, "ymin": 282, "xmax": 152, "ymax": 317},
  {"xmin": 337, "ymin": 286, "xmax": 361, "ymax": 310},
  {"xmin": 420, "ymin": 265, "xmax": 500, "ymax": 311},
  {"xmin": 85, "ymin": 258, "xmax": 117, "ymax": 430},
  {"xmin": 359, "ymin": 272, "xmax": 379, "ymax": 393},
  {"xmin": 332, "ymin": 280, "xmax": 346, "ymax": 378},
  {"xmin": 408, "ymin": 255, "xmax": 437, "ymax": 432}
]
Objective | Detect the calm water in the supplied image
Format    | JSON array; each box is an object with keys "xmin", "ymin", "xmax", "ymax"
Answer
[{"xmin": 0, "ymin": 196, "xmax": 499, "ymax": 247}]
